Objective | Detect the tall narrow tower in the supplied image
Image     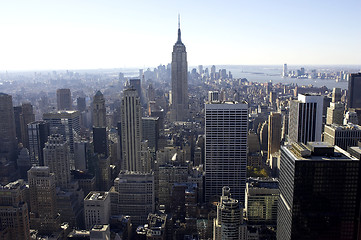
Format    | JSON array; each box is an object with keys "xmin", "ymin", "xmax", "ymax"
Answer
[
  {"xmin": 171, "ymin": 15, "xmax": 188, "ymax": 121},
  {"xmin": 121, "ymin": 88, "xmax": 142, "ymax": 171},
  {"xmin": 0, "ymin": 93, "xmax": 17, "ymax": 162}
]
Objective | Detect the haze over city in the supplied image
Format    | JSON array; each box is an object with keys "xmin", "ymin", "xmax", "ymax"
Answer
[{"xmin": 1, "ymin": 0, "xmax": 361, "ymax": 71}]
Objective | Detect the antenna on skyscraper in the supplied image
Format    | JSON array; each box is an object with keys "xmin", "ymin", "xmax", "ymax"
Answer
[{"xmin": 178, "ymin": 14, "xmax": 180, "ymax": 29}]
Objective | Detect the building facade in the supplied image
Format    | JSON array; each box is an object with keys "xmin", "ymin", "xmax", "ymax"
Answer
[
  {"xmin": 288, "ymin": 94, "xmax": 323, "ymax": 144},
  {"xmin": 277, "ymin": 142, "xmax": 360, "ymax": 240},
  {"xmin": 205, "ymin": 102, "xmax": 248, "ymax": 203}
]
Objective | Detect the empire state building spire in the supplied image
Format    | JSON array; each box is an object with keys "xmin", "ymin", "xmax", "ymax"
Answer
[
  {"xmin": 177, "ymin": 14, "xmax": 182, "ymax": 43},
  {"xmin": 171, "ymin": 15, "xmax": 188, "ymax": 121}
]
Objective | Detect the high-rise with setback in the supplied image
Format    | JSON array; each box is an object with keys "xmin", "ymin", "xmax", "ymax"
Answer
[
  {"xmin": 170, "ymin": 17, "xmax": 188, "ymax": 121},
  {"xmin": 205, "ymin": 102, "xmax": 248, "ymax": 203}
]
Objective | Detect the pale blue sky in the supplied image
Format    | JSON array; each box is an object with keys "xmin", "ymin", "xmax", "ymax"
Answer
[{"xmin": 0, "ymin": 0, "xmax": 360, "ymax": 70}]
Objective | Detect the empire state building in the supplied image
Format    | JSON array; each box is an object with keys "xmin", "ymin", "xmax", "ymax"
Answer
[{"xmin": 171, "ymin": 17, "xmax": 188, "ymax": 121}]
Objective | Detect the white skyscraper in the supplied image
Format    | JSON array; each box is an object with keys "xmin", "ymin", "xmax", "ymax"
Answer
[
  {"xmin": 288, "ymin": 94, "xmax": 324, "ymax": 144},
  {"xmin": 283, "ymin": 63, "xmax": 288, "ymax": 77},
  {"xmin": 205, "ymin": 102, "xmax": 248, "ymax": 203}
]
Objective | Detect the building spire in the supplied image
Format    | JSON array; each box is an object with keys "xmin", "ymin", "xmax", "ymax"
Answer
[{"xmin": 177, "ymin": 14, "xmax": 182, "ymax": 43}]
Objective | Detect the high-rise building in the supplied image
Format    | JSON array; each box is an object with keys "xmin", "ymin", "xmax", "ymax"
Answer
[
  {"xmin": 43, "ymin": 110, "xmax": 80, "ymax": 155},
  {"xmin": 0, "ymin": 179, "xmax": 30, "ymax": 240},
  {"xmin": 282, "ymin": 64, "xmax": 288, "ymax": 77},
  {"xmin": 142, "ymin": 116, "xmax": 159, "ymax": 151},
  {"xmin": 213, "ymin": 187, "xmax": 246, "ymax": 240},
  {"xmin": 326, "ymin": 102, "xmax": 344, "ymax": 125},
  {"xmin": 170, "ymin": 17, "xmax": 188, "ymax": 121},
  {"xmin": 205, "ymin": 102, "xmax": 248, "ymax": 203},
  {"xmin": 348, "ymin": 73, "xmax": 361, "ymax": 109},
  {"xmin": 19, "ymin": 103, "xmax": 35, "ymax": 148},
  {"xmin": 92, "ymin": 91, "xmax": 106, "ymax": 128},
  {"xmin": 288, "ymin": 94, "xmax": 323, "ymax": 144},
  {"xmin": 129, "ymin": 79, "xmax": 142, "ymax": 103},
  {"xmin": 28, "ymin": 121, "xmax": 50, "ymax": 166},
  {"xmin": 267, "ymin": 112, "xmax": 282, "ymax": 160},
  {"xmin": 114, "ymin": 171, "xmax": 155, "ymax": 226},
  {"xmin": 120, "ymin": 88, "xmax": 142, "ymax": 171},
  {"xmin": 76, "ymin": 96, "xmax": 86, "ymax": 112},
  {"xmin": 84, "ymin": 191, "xmax": 110, "ymax": 229},
  {"xmin": 323, "ymin": 124, "xmax": 361, "ymax": 150},
  {"xmin": 245, "ymin": 178, "xmax": 279, "ymax": 225},
  {"xmin": 56, "ymin": 88, "xmax": 72, "ymax": 110},
  {"xmin": 93, "ymin": 127, "xmax": 108, "ymax": 157},
  {"xmin": 43, "ymin": 134, "xmax": 71, "ymax": 189},
  {"xmin": 332, "ymin": 87, "xmax": 342, "ymax": 103},
  {"xmin": 277, "ymin": 142, "xmax": 360, "ymax": 240},
  {"xmin": 28, "ymin": 166, "xmax": 60, "ymax": 235},
  {"xmin": 0, "ymin": 93, "xmax": 17, "ymax": 162}
]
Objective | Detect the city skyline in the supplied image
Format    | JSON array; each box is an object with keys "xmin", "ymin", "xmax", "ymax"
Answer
[{"xmin": 1, "ymin": 0, "xmax": 361, "ymax": 71}]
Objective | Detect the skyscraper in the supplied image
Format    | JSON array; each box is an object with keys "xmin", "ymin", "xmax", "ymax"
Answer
[
  {"xmin": 92, "ymin": 91, "xmax": 106, "ymax": 128},
  {"xmin": 28, "ymin": 121, "xmax": 50, "ymax": 166},
  {"xmin": 19, "ymin": 102, "xmax": 35, "ymax": 149},
  {"xmin": 288, "ymin": 94, "xmax": 323, "ymax": 144},
  {"xmin": 56, "ymin": 88, "xmax": 72, "ymax": 110},
  {"xmin": 120, "ymin": 88, "xmax": 142, "ymax": 171},
  {"xmin": 277, "ymin": 142, "xmax": 360, "ymax": 240},
  {"xmin": 282, "ymin": 63, "xmax": 288, "ymax": 77},
  {"xmin": 170, "ymin": 16, "xmax": 188, "ymax": 121},
  {"xmin": 43, "ymin": 134, "xmax": 71, "ymax": 189},
  {"xmin": 0, "ymin": 93, "xmax": 17, "ymax": 162},
  {"xmin": 28, "ymin": 166, "xmax": 60, "ymax": 235},
  {"xmin": 213, "ymin": 187, "xmax": 245, "ymax": 240},
  {"xmin": 43, "ymin": 110, "xmax": 80, "ymax": 155},
  {"xmin": 267, "ymin": 112, "xmax": 282, "ymax": 159},
  {"xmin": 348, "ymin": 72, "xmax": 361, "ymax": 109},
  {"xmin": 205, "ymin": 102, "xmax": 248, "ymax": 203}
]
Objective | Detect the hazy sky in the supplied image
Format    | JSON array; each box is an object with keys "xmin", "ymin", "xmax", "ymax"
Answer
[{"xmin": 0, "ymin": 0, "xmax": 360, "ymax": 70}]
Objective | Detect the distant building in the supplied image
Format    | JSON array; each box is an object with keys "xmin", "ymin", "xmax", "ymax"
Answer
[
  {"xmin": 348, "ymin": 73, "xmax": 361, "ymax": 109},
  {"xmin": 19, "ymin": 102, "xmax": 35, "ymax": 148},
  {"xmin": 84, "ymin": 191, "xmax": 110, "ymax": 229},
  {"xmin": 170, "ymin": 17, "xmax": 188, "ymax": 121},
  {"xmin": 43, "ymin": 110, "xmax": 81, "ymax": 156},
  {"xmin": 28, "ymin": 121, "xmax": 50, "ymax": 166},
  {"xmin": 332, "ymin": 87, "xmax": 342, "ymax": 103},
  {"xmin": 282, "ymin": 64, "xmax": 288, "ymax": 77},
  {"xmin": 142, "ymin": 116, "xmax": 160, "ymax": 151},
  {"xmin": 277, "ymin": 142, "xmax": 360, "ymax": 240},
  {"xmin": 326, "ymin": 102, "xmax": 344, "ymax": 125},
  {"xmin": 0, "ymin": 93, "xmax": 17, "ymax": 162},
  {"xmin": 57, "ymin": 88, "xmax": 72, "ymax": 110},
  {"xmin": 288, "ymin": 94, "xmax": 323, "ymax": 144},
  {"xmin": 267, "ymin": 112, "xmax": 282, "ymax": 160},
  {"xmin": 92, "ymin": 91, "xmax": 106, "ymax": 128},
  {"xmin": 76, "ymin": 96, "xmax": 86, "ymax": 112},
  {"xmin": 323, "ymin": 124, "xmax": 361, "ymax": 150}
]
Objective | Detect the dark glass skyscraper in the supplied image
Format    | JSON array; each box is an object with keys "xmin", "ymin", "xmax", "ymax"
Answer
[
  {"xmin": 348, "ymin": 72, "xmax": 361, "ymax": 109},
  {"xmin": 277, "ymin": 142, "xmax": 361, "ymax": 240},
  {"xmin": 170, "ymin": 17, "xmax": 188, "ymax": 121}
]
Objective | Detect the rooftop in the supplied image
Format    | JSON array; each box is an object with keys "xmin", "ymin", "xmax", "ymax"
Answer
[{"xmin": 85, "ymin": 191, "xmax": 108, "ymax": 201}]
